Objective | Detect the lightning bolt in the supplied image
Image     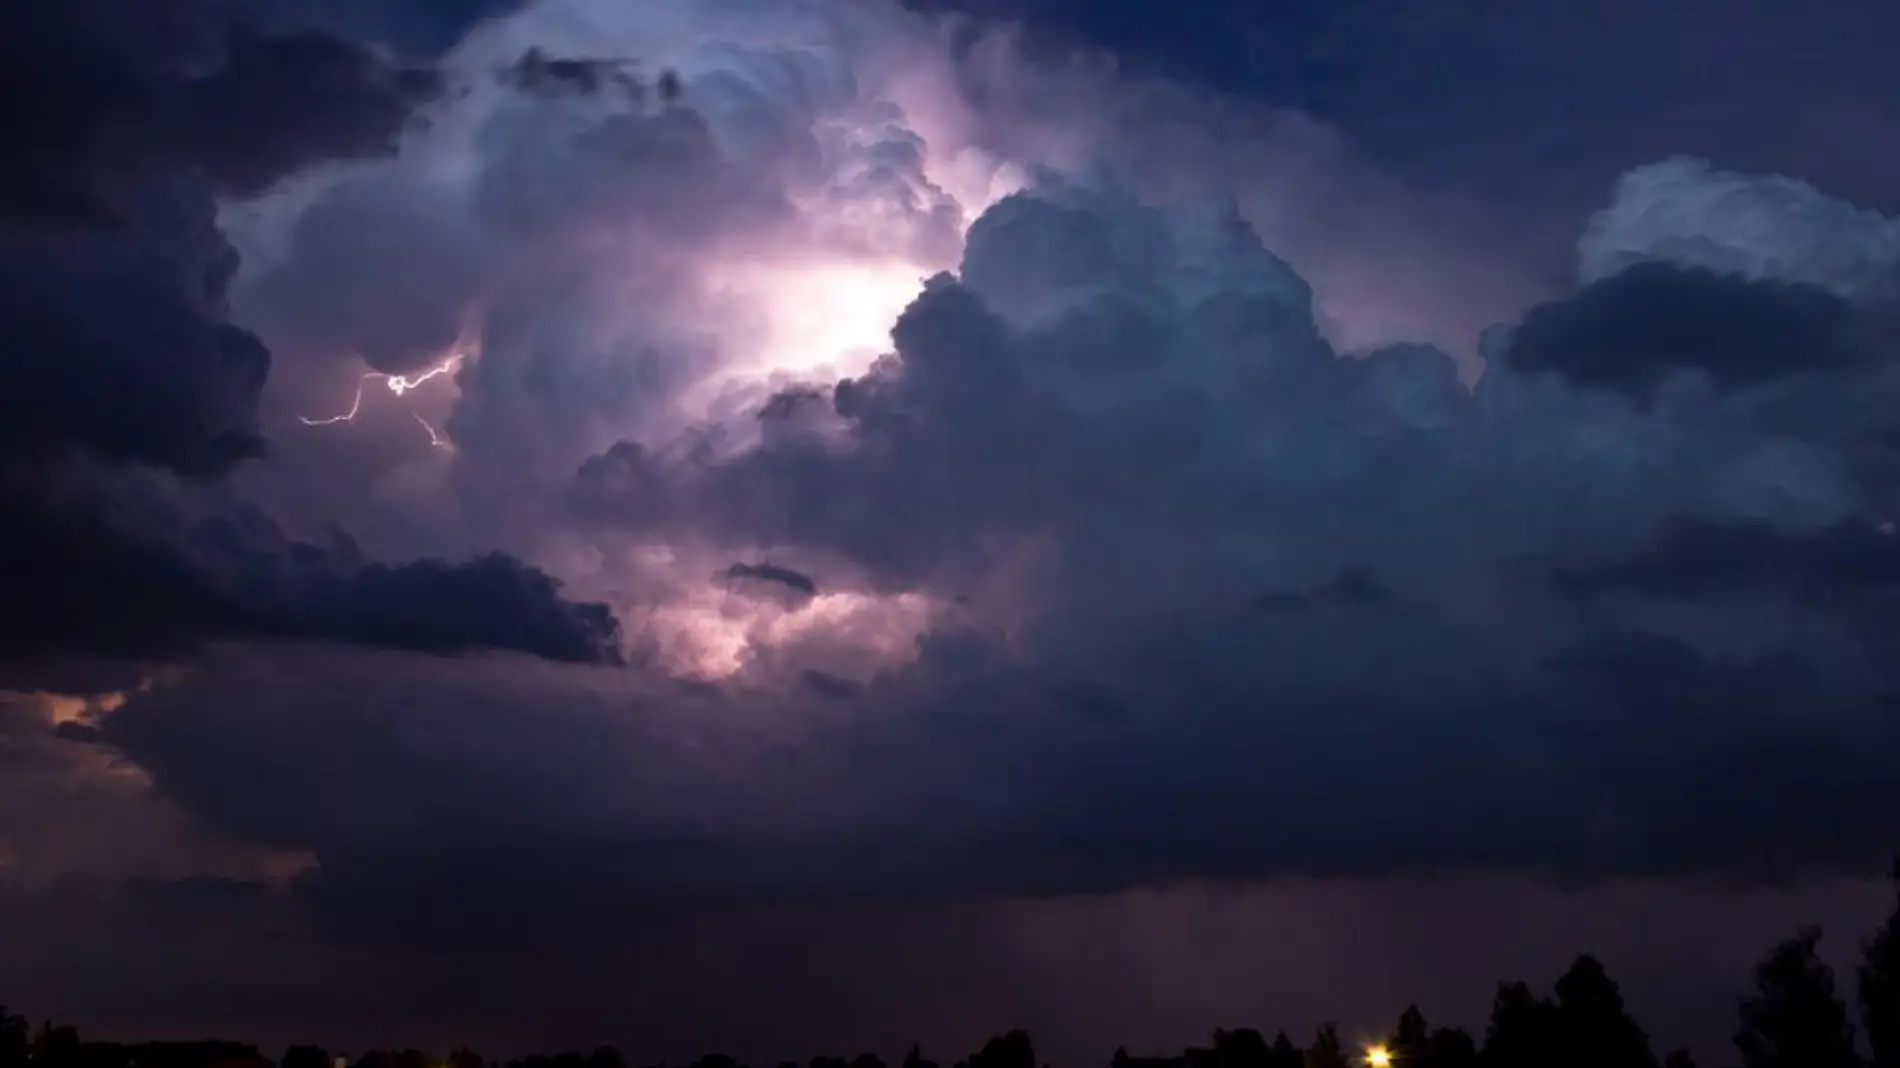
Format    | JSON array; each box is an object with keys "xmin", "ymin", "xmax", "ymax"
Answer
[
  {"xmin": 413, "ymin": 413, "xmax": 452, "ymax": 451},
  {"xmin": 300, "ymin": 354, "xmax": 465, "ymax": 448}
]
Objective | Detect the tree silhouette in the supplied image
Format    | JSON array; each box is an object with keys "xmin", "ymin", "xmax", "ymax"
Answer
[
  {"xmin": 1377, "ymin": 1005, "xmax": 1479, "ymax": 1068},
  {"xmin": 1663, "ymin": 1052, "xmax": 1697, "ymax": 1068},
  {"xmin": 1212, "ymin": 1028, "xmax": 1271, "ymax": 1068},
  {"xmin": 1551, "ymin": 956, "xmax": 1657, "ymax": 1068},
  {"xmin": 1735, "ymin": 927, "xmax": 1863, "ymax": 1068},
  {"xmin": 1481, "ymin": 981, "xmax": 1559, "ymax": 1068},
  {"xmin": 284, "ymin": 1047, "xmax": 333, "ymax": 1068},
  {"xmin": 1424, "ymin": 1026, "xmax": 1479, "ymax": 1068},
  {"xmin": 1304, "ymin": 1024, "xmax": 1349, "ymax": 1068},
  {"xmin": 0, "ymin": 1008, "xmax": 25, "ymax": 1068},
  {"xmin": 967, "ymin": 1032, "xmax": 1034, "ymax": 1068},
  {"xmin": 1864, "ymin": 856, "xmax": 1900, "ymax": 1068},
  {"xmin": 1389, "ymin": 1004, "xmax": 1432, "ymax": 1064},
  {"xmin": 34, "ymin": 1020, "xmax": 80, "ymax": 1066}
]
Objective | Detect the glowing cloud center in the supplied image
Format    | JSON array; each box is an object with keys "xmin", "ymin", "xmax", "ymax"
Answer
[
  {"xmin": 655, "ymin": 588, "xmax": 934, "ymax": 679},
  {"xmin": 707, "ymin": 260, "xmax": 927, "ymax": 385},
  {"xmin": 299, "ymin": 353, "xmax": 466, "ymax": 449}
]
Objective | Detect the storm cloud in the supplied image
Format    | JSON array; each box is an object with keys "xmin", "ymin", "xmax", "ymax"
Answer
[
  {"xmin": 69, "ymin": 157, "xmax": 1900, "ymax": 934},
  {"xmin": 7, "ymin": 1, "xmax": 1900, "ymax": 1061},
  {"xmin": 0, "ymin": 1, "xmax": 622, "ymax": 678}
]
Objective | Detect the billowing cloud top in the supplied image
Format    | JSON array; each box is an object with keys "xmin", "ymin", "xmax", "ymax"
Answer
[{"xmin": 5, "ymin": 0, "xmax": 1900, "ymax": 975}]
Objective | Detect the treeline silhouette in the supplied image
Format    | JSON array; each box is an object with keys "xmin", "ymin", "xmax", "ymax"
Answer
[{"xmin": 5, "ymin": 858, "xmax": 1897, "ymax": 1068}]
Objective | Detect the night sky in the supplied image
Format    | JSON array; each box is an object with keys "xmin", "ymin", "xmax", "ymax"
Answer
[{"xmin": 4, "ymin": 0, "xmax": 1900, "ymax": 1064}]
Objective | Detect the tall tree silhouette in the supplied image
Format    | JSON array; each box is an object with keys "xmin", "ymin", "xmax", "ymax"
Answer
[
  {"xmin": 1481, "ymin": 981, "xmax": 1559, "ymax": 1068},
  {"xmin": 1551, "ymin": 956, "xmax": 1658, "ymax": 1068},
  {"xmin": 1426, "ymin": 1026, "xmax": 1480, "ymax": 1068},
  {"xmin": 1305, "ymin": 1023, "xmax": 1349, "ymax": 1068},
  {"xmin": 0, "ymin": 1008, "xmax": 25, "ymax": 1068},
  {"xmin": 1389, "ymin": 1004, "xmax": 1433, "ymax": 1065},
  {"xmin": 1735, "ymin": 927, "xmax": 1863, "ymax": 1068},
  {"xmin": 1864, "ymin": 856, "xmax": 1900, "ymax": 1068},
  {"xmin": 1266, "ymin": 1032, "xmax": 1303, "ymax": 1068}
]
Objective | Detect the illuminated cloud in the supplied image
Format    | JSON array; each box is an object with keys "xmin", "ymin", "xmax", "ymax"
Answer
[
  {"xmin": 7, "ymin": 5, "xmax": 1900, "ymax": 1060},
  {"xmin": 1579, "ymin": 157, "xmax": 1900, "ymax": 303},
  {"xmin": 61, "ymin": 149, "xmax": 1900, "ymax": 933},
  {"xmin": 54, "ymin": 0, "xmax": 1876, "ymax": 907},
  {"xmin": 6, "ymin": 3, "xmax": 1900, "ymax": 1062}
]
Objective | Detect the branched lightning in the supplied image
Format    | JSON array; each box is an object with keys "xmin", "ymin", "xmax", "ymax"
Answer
[
  {"xmin": 414, "ymin": 413, "xmax": 452, "ymax": 451},
  {"xmin": 300, "ymin": 353, "xmax": 465, "ymax": 448}
]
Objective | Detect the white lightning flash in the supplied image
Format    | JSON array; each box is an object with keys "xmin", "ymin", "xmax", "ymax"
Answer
[
  {"xmin": 300, "ymin": 354, "xmax": 465, "ymax": 449},
  {"xmin": 413, "ymin": 413, "xmax": 452, "ymax": 451}
]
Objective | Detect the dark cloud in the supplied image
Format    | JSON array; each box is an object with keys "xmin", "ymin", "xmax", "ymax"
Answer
[
  {"xmin": 1502, "ymin": 262, "xmax": 1877, "ymax": 398},
  {"xmin": 913, "ymin": 0, "xmax": 1900, "ymax": 256},
  {"xmin": 118, "ymin": 874, "xmax": 272, "ymax": 933},
  {"xmin": 549, "ymin": 170, "xmax": 1900, "ymax": 892},
  {"xmin": 498, "ymin": 49, "xmax": 678, "ymax": 104},
  {"xmin": 240, "ymin": 0, "xmax": 531, "ymax": 60},
  {"xmin": 0, "ymin": 0, "xmax": 440, "ymax": 231},
  {"xmin": 0, "ymin": 462, "xmax": 618, "ymax": 666},
  {"xmin": 0, "ymin": 1, "xmax": 430, "ymax": 475},
  {"xmin": 727, "ymin": 562, "xmax": 821, "ymax": 597},
  {"xmin": 0, "ymin": 0, "xmax": 619, "ymax": 678},
  {"xmin": 1556, "ymin": 518, "xmax": 1900, "ymax": 599},
  {"xmin": 1247, "ymin": 567, "xmax": 1402, "ymax": 612},
  {"xmin": 0, "ymin": 184, "xmax": 270, "ymax": 476},
  {"xmin": 176, "ymin": 25, "xmax": 442, "ymax": 197},
  {"xmin": 70, "ymin": 637, "xmax": 1900, "ymax": 946}
]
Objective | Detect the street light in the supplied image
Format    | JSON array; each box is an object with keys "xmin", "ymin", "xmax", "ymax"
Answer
[{"xmin": 1363, "ymin": 1046, "xmax": 1393, "ymax": 1068}]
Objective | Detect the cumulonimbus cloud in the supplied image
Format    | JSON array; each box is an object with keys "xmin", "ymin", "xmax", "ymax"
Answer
[
  {"xmin": 13, "ymin": 0, "xmax": 1900, "ymax": 952},
  {"xmin": 84, "ymin": 157, "xmax": 1900, "ymax": 941}
]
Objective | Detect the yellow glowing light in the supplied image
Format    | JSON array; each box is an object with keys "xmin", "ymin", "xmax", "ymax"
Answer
[
  {"xmin": 8, "ymin": 685, "xmax": 138, "ymax": 728},
  {"xmin": 1364, "ymin": 1046, "xmax": 1393, "ymax": 1068}
]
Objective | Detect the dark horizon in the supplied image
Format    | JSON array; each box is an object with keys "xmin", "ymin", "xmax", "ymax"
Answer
[
  {"xmin": 8, "ymin": 860, "xmax": 1900, "ymax": 1068},
  {"xmin": 14, "ymin": 861, "xmax": 1900, "ymax": 1068}
]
